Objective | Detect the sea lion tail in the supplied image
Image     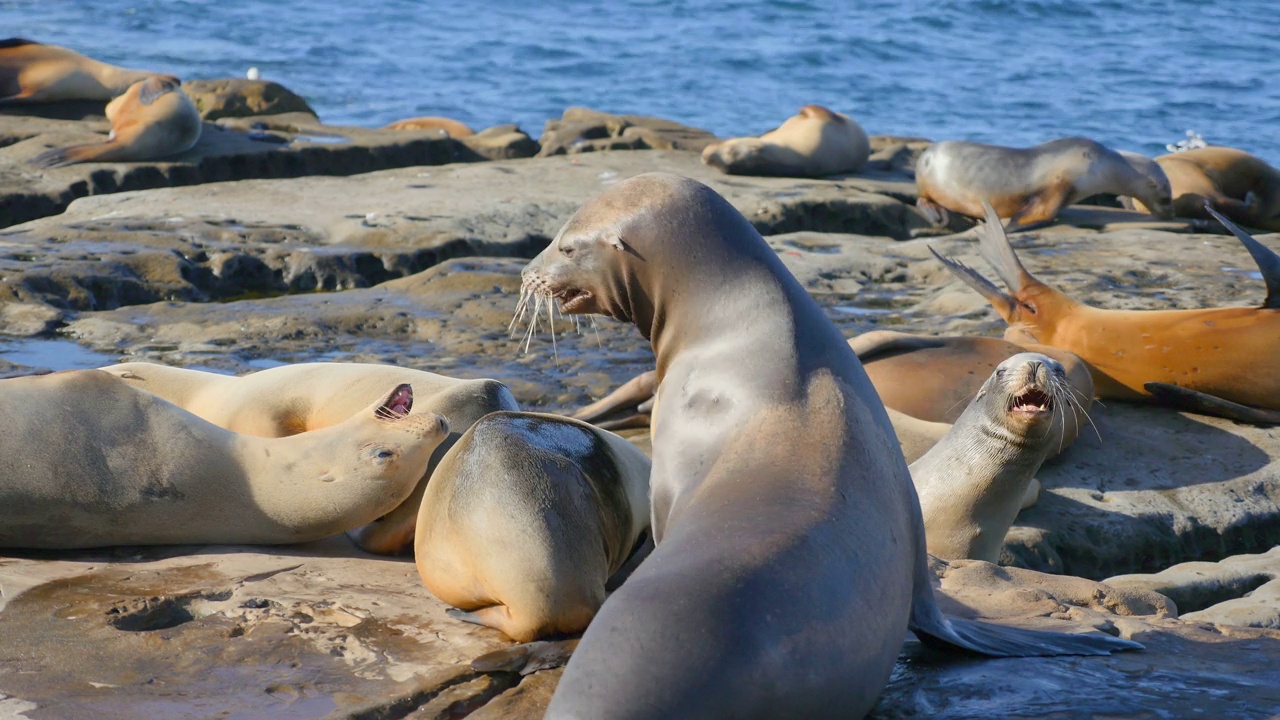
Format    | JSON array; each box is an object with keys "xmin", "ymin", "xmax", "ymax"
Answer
[
  {"xmin": 913, "ymin": 614, "xmax": 1143, "ymax": 657},
  {"xmin": 1203, "ymin": 201, "xmax": 1280, "ymax": 309},
  {"xmin": 976, "ymin": 201, "xmax": 1040, "ymax": 292},
  {"xmin": 928, "ymin": 245, "xmax": 1019, "ymax": 320},
  {"xmin": 1144, "ymin": 382, "xmax": 1280, "ymax": 425}
]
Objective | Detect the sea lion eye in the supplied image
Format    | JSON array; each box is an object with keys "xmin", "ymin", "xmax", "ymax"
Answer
[
  {"xmin": 560, "ymin": 244, "xmax": 575, "ymax": 258},
  {"xmin": 370, "ymin": 448, "xmax": 396, "ymax": 461},
  {"xmin": 1022, "ymin": 301, "xmax": 1038, "ymax": 315}
]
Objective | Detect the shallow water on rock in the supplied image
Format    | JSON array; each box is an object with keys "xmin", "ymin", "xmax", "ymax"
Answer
[{"xmin": 0, "ymin": 338, "xmax": 119, "ymax": 373}]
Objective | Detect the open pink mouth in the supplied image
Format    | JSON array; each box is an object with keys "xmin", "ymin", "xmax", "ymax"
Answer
[
  {"xmin": 377, "ymin": 384, "xmax": 414, "ymax": 420},
  {"xmin": 1008, "ymin": 387, "xmax": 1052, "ymax": 417},
  {"xmin": 557, "ymin": 288, "xmax": 593, "ymax": 313}
]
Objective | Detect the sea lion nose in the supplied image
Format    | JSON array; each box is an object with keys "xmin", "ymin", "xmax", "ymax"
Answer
[{"xmin": 1027, "ymin": 360, "xmax": 1043, "ymax": 381}]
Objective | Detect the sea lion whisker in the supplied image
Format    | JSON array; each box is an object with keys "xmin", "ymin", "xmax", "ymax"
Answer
[
  {"xmin": 590, "ymin": 316, "xmax": 603, "ymax": 349},
  {"xmin": 1056, "ymin": 375, "xmax": 1101, "ymax": 444},
  {"xmin": 546, "ymin": 294, "xmax": 559, "ymax": 364}
]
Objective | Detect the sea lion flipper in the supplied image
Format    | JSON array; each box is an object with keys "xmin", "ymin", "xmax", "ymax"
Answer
[
  {"xmin": 469, "ymin": 638, "xmax": 580, "ymax": 675},
  {"xmin": 928, "ymin": 245, "xmax": 1019, "ymax": 319},
  {"xmin": 137, "ymin": 75, "xmax": 179, "ymax": 106},
  {"xmin": 1144, "ymin": 382, "xmax": 1280, "ymax": 425},
  {"xmin": 570, "ymin": 370, "xmax": 658, "ymax": 427},
  {"xmin": 1203, "ymin": 202, "xmax": 1280, "ymax": 309},
  {"xmin": 977, "ymin": 201, "xmax": 1038, "ymax": 292},
  {"xmin": 916, "ymin": 197, "xmax": 949, "ymax": 226},
  {"xmin": 913, "ymin": 615, "xmax": 1143, "ymax": 657}
]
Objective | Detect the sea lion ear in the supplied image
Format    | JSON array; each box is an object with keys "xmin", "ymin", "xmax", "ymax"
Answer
[{"xmin": 610, "ymin": 236, "xmax": 645, "ymax": 261}]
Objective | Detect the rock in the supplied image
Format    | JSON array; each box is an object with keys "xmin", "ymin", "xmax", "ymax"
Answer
[
  {"xmin": 1107, "ymin": 547, "xmax": 1280, "ymax": 628},
  {"xmin": 0, "ymin": 111, "xmax": 482, "ymax": 229},
  {"xmin": 180, "ymin": 78, "xmax": 318, "ymax": 121},
  {"xmin": 536, "ymin": 107, "xmax": 718, "ymax": 157}
]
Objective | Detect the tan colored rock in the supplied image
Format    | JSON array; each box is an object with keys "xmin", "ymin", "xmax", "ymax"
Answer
[
  {"xmin": 458, "ymin": 124, "xmax": 540, "ymax": 160},
  {"xmin": 181, "ymin": 78, "xmax": 318, "ymax": 121},
  {"xmin": 1107, "ymin": 547, "xmax": 1280, "ymax": 628}
]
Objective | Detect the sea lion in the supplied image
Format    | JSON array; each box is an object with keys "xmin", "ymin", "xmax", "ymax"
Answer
[
  {"xmin": 910, "ymin": 353, "xmax": 1069, "ymax": 562},
  {"xmin": 1125, "ymin": 146, "xmax": 1280, "ymax": 231},
  {"xmin": 383, "ymin": 115, "xmax": 476, "ymax": 137},
  {"xmin": 415, "ymin": 412, "xmax": 652, "ymax": 642},
  {"xmin": 0, "ymin": 370, "xmax": 449, "ymax": 548},
  {"xmin": 0, "ymin": 38, "xmax": 156, "ymax": 105},
  {"xmin": 915, "ymin": 138, "xmax": 1173, "ymax": 229},
  {"xmin": 700, "ymin": 104, "xmax": 870, "ymax": 178},
  {"xmin": 574, "ymin": 331, "xmax": 1096, "ymax": 456},
  {"xmin": 31, "ymin": 75, "xmax": 201, "ymax": 167},
  {"xmin": 99, "ymin": 361, "xmax": 519, "ymax": 554},
  {"xmin": 520, "ymin": 173, "xmax": 1139, "ymax": 720},
  {"xmin": 931, "ymin": 201, "xmax": 1280, "ymax": 423}
]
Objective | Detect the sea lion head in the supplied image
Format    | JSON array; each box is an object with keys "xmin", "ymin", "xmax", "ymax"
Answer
[
  {"xmin": 1118, "ymin": 151, "xmax": 1174, "ymax": 219},
  {"xmin": 521, "ymin": 173, "xmax": 753, "ymax": 341},
  {"xmin": 340, "ymin": 383, "xmax": 450, "ymax": 484},
  {"xmin": 976, "ymin": 352, "xmax": 1067, "ymax": 442}
]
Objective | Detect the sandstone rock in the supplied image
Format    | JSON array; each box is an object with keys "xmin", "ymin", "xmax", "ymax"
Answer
[
  {"xmin": 458, "ymin": 124, "xmax": 540, "ymax": 160},
  {"xmin": 536, "ymin": 107, "xmax": 718, "ymax": 156},
  {"xmin": 1107, "ymin": 547, "xmax": 1280, "ymax": 628},
  {"xmin": 180, "ymin": 78, "xmax": 318, "ymax": 121}
]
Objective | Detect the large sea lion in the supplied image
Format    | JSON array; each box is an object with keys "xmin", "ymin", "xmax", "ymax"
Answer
[
  {"xmin": 520, "ymin": 173, "xmax": 1139, "ymax": 720},
  {"xmin": 0, "ymin": 38, "xmax": 156, "ymax": 105},
  {"xmin": 0, "ymin": 370, "xmax": 448, "ymax": 548},
  {"xmin": 701, "ymin": 104, "xmax": 870, "ymax": 178},
  {"xmin": 99, "ymin": 361, "xmax": 519, "ymax": 554},
  {"xmin": 931, "ymin": 202, "xmax": 1280, "ymax": 423},
  {"xmin": 31, "ymin": 75, "xmax": 202, "ymax": 167},
  {"xmin": 1125, "ymin": 146, "xmax": 1280, "ymax": 231},
  {"xmin": 910, "ymin": 353, "xmax": 1069, "ymax": 562},
  {"xmin": 415, "ymin": 412, "xmax": 652, "ymax": 642},
  {"xmin": 384, "ymin": 115, "xmax": 475, "ymax": 137},
  {"xmin": 915, "ymin": 138, "xmax": 1173, "ymax": 229}
]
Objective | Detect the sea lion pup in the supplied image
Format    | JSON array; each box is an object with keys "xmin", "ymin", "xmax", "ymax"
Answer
[
  {"xmin": 0, "ymin": 370, "xmax": 449, "ymax": 549},
  {"xmin": 0, "ymin": 38, "xmax": 157, "ymax": 105},
  {"xmin": 383, "ymin": 115, "xmax": 476, "ymax": 137},
  {"xmin": 915, "ymin": 138, "xmax": 1173, "ymax": 229},
  {"xmin": 1125, "ymin": 146, "xmax": 1280, "ymax": 231},
  {"xmin": 31, "ymin": 75, "xmax": 201, "ymax": 167},
  {"xmin": 700, "ymin": 104, "xmax": 870, "ymax": 178},
  {"xmin": 99, "ymin": 361, "xmax": 519, "ymax": 554},
  {"xmin": 415, "ymin": 412, "xmax": 652, "ymax": 642},
  {"xmin": 911, "ymin": 353, "xmax": 1069, "ymax": 562},
  {"xmin": 520, "ymin": 173, "xmax": 1139, "ymax": 720},
  {"xmin": 931, "ymin": 202, "xmax": 1280, "ymax": 423}
]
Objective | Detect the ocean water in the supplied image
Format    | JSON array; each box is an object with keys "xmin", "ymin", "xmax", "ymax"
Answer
[{"xmin": 2, "ymin": 1, "xmax": 1277, "ymax": 158}]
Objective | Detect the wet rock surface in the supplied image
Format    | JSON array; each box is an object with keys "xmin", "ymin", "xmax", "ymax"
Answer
[{"xmin": 1, "ymin": 139, "xmax": 1278, "ymax": 717}]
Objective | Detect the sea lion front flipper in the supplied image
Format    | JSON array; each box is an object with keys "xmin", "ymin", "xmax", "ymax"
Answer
[
  {"xmin": 1203, "ymin": 202, "xmax": 1280, "ymax": 309},
  {"xmin": 928, "ymin": 245, "xmax": 1020, "ymax": 319},
  {"xmin": 469, "ymin": 638, "xmax": 580, "ymax": 675},
  {"xmin": 571, "ymin": 370, "xmax": 658, "ymax": 428},
  {"xmin": 916, "ymin": 197, "xmax": 950, "ymax": 226},
  {"xmin": 1144, "ymin": 382, "xmax": 1280, "ymax": 425}
]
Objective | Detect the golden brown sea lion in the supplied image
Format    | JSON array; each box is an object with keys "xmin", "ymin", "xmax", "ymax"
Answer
[
  {"xmin": 932, "ymin": 201, "xmax": 1280, "ymax": 423},
  {"xmin": 701, "ymin": 104, "xmax": 870, "ymax": 178},
  {"xmin": 0, "ymin": 38, "xmax": 156, "ymax": 105},
  {"xmin": 1126, "ymin": 146, "xmax": 1280, "ymax": 231},
  {"xmin": 383, "ymin": 115, "xmax": 475, "ymax": 137},
  {"xmin": 31, "ymin": 75, "xmax": 201, "ymax": 167},
  {"xmin": 415, "ymin": 412, "xmax": 652, "ymax": 642},
  {"xmin": 915, "ymin": 138, "xmax": 1173, "ymax": 229}
]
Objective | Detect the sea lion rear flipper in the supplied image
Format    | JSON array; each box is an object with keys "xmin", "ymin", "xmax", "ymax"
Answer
[
  {"xmin": 29, "ymin": 143, "xmax": 101, "ymax": 168},
  {"xmin": 469, "ymin": 638, "xmax": 580, "ymax": 675},
  {"xmin": 137, "ymin": 75, "xmax": 180, "ymax": 106},
  {"xmin": 911, "ymin": 614, "xmax": 1143, "ymax": 657},
  {"xmin": 571, "ymin": 370, "xmax": 658, "ymax": 428},
  {"xmin": 977, "ymin": 201, "xmax": 1040, "ymax": 291},
  {"xmin": 928, "ymin": 245, "xmax": 1019, "ymax": 319},
  {"xmin": 1144, "ymin": 382, "xmax": 1280, "ymax": 425},
  {"xmin": 916, "ymin": 197, "xmax": 949, "ymax": 226},
  {"xmin": 1203, "ymin": 202, "xmax": 1280, "ymax": 309}
]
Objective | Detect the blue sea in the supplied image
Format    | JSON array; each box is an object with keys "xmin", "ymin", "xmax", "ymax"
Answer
[{"xmin": 2, "ymin": 0, "xmax": 1277, "ymax": 158}]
